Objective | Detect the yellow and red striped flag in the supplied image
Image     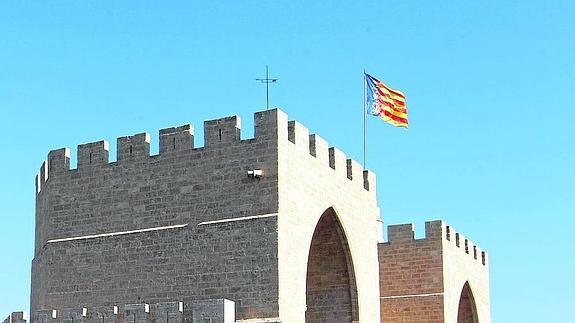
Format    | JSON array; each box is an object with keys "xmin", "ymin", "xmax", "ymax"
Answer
[{"xmin": 365, "ymin": 73, "xmax": 408, "ymax": 128}]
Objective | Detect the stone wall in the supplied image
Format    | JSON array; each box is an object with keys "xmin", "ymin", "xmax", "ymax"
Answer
[
  {"xmin": 7, "ymin": 300, "xmax": 236, "ymax": 323},
  {"xmin": 32, "ymin": 110, "xmax": 283, "ymax": 320},
  {"xmin": 378, "ymin": 221, "xmax": 490, "ymax": 323},
  {"xmin": 30, "ymin": 107, "xmax": 489, "ymax": 323},
  {"xmin": 3, "ymin": 312, "xmax": 26, "ymax": 323},
  {"xmin": 378, "ymin": 221, "xmax": 445, "ymax": 323},
  {"xmin": 32, "ymin": 109, "xmax": 382, "ymax": 323},
  {"xmin": 442, "ymin": 224, "xmax": 490, "ymax": 323},
  {"xmin": 277, "ymin": 118, "xmax": 381, "ymax": 322}
]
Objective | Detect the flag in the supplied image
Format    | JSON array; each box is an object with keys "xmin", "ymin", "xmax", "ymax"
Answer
[{"xmin": 365, "ymin": 73, "xmax": 408, "ymax": 128}]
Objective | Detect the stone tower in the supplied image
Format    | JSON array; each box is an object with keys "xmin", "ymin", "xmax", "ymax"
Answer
[
  {"xmin": 378, "ymin": 221, "xmax": 490, "ymax": 322},
  {"xmin": 26, "ymin": 108, "xmax": 490, "ymax": 323},
  {"xmin": 31, "ymin": 109, "xmax": 382, "ymax": 322}
]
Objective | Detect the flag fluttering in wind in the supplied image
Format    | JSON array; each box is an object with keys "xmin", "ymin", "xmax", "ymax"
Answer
[{"xmin": 365, "ymin": 73, "xmax": 408, "ymax": 128}]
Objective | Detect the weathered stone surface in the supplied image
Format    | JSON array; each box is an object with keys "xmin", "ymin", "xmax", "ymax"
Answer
[
  {"xmin": 378, "ymin": 221, "xmax": 491, "ymax": 323},
  {"xmin": 32, "ymin": 110, "xmax": 283, "ymax": 320},
  {"xmin": 32, "ymin": 310, "xmax": 56, "ymax": 323},
  {"xmin": 154, "ymin": 302, "xmax": 183, "ymax": 323},
  {"xmin": 191, "ymin": 299, "xmax": 234, "ymax": 323},
  {"xmin": 28, "ymin": 108, "xmax": 490, "ymax": 323},
  {"xmin": 61, "ymin": 308, "xmax": 87, "ymax": 323},
  {"xmin": 92, "ymin": 306, "xmax": 118, "ymax": 323},
  {"xmin": 3, "ymin": 312, "xmax": 26, "ymax": 323},
  {"xmin": 124, "ymin": 304, "xmax": 150, "ymax": 323}
]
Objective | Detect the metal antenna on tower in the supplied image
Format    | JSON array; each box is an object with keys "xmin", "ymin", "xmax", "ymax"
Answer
[{"xmin": 256, "ymin": 65, "xmax": 278, "ymax": 110}]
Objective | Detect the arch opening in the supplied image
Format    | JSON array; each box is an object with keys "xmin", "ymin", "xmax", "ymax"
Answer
[
  {"xmin": 457, "ymin": 282, "xmax": 479, "ymax": 323},
  {"xmin": 305, "ymin": 208, "xmax": 359, "ymax": 323}
]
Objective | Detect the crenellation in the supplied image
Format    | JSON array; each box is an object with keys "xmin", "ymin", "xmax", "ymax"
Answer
[
  {"xmin": 383, "ymin": 221, "xmax": 476, "ymax": 246},
  {"xmin": 387, "ymin": 223, "xmax": 414, "ymax": 243},
  {"xmin": 204, "ymin": 116, "xmax": 241, "ymax": 146},
  {"xmin": 117, "ymin": 133, "xmax": 150, "ymax": 161},
  {"xmin": 443, "ymin": 223, "xmax": 489, "ymax": 267},
  {"xmin": 474, "ymin": 245, "xmax": 488, "ymax": 265},
  {"xmin": 190, "ymin": 299, "xmax": 235, "ymax": 323},
  {"xmin": 12, "ymin": 313, "xmax": 25, "ymax": 323},
  {"xmin": 40, "ymin": 161, "xmax": 47, "ymax": 183},
  {"xmin": 92, "ymin": 306, "xmax": 118, "ymax": 323},
  {"xmin": 77, "ymin": 141, "xmax": 109, "ymax": 169},
  {"xmin": 33, "ymin": 309, "xmax": 56, "ymax": 323},
  {"xmin": 154, "ymin": 302, "xmax": 183, "ymax": 323},
  {"xmin": 424, "ymin": 220, "xmax": 444, "ymax": 241},
  {"xmin": 34, "ymin": 109, "xmax": 375, "ymax": 196},
  {"xmin": 35, "ymin": 174, "xmax": 41, "ymax": 194},
  {"xmin": 3, "ymin": 312, "xmax": 26, "ymax": 323},
  {"xmin": 379, "ymin": 220, "xmax": 490, "ymax": 322},
  {"xmin": 287, "ymin": 120, "xmax": 309, "ymax": 153},
  {"xmin": 26, "ymin": 300, "xmax": 239, "ymax": 323},
  {"xmin": 254, "ymin": 108, "xmax": 288, "ymax": 141},
  {"xmin": 123, "ymin": 304, "xmax": 149, "ymax": 323},
  {"xmin": 346, "ymin": 158, "xmax": 363, "ymax": 187},
  {"xmin": 277, "ymin": 107, "xmax": 374, "ymax": 191},
  {"xmin": 35, "ymin": 161, "xmax": 48, "ymax": 193},
  {"xmin": 159, "ymin": 125, "xmax": 194, "ymax": 155},
  {"xmin": 28, "ymin": 108, "xmax": 488, "ymax": 322},
  {"xmin": 308, "ymin": 134, "xmax": 329, "ymax": 165},
  {"xmin": 458, "ymin": 233, "xmax": 467, "ymax": 251},
  {"xmin": 328, "ymin": 147, "xmax": 347, "ymax": 178},
  {"xmin": 47, "ymin": 148, "xmax": 70, "ymax": 175},
  {"xmin": 363, "ymin": 170, "xmax": 376, "ymax": 192},
  {"xmin": 61, "ymin": 308, "xmax": 86, "ymax": 323}
]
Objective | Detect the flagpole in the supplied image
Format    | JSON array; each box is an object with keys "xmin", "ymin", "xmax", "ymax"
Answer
[{"xmin": 363, "ymin": 70, "xmax": 367, "ymax": 169}]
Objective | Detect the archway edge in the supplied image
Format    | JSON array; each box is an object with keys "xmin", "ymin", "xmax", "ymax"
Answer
[
  {"xmin": 457, "ymin": 281, "xmax": 479, "ymax": 323},
  {"xmin": 305, "ymin": 206, "xmax": 360, "ymax": 322},
  {"xmin": 303, "ymin": 206, "xmax": 360, "ymax": 292},
  {"xmin": 305, "ymin": 206, "xmax": 354, "ymax": 259},
  {"xmin": 277, "ymin": 199, "xmax": 382, "ymax": 323}
]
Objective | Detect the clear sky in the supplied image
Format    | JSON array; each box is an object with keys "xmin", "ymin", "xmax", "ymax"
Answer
[{"xmin": 0, "ymin": 1, "xmax": 573, "ymax": 321}]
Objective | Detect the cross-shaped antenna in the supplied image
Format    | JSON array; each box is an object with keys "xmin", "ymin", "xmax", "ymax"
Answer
[{"xmin": 256, "ymin": 65, "xmax": 278, "ymax": 110}]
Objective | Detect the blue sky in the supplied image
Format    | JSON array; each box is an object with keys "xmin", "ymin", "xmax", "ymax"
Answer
[{"xmin": 0, "ymin": 1, "xmax": 573, "ymax": 321}]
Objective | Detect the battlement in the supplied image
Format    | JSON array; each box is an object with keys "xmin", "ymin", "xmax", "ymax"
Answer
[
  {"xmin": 3, "ymin": 312, "xmax": 26, "ymax": 323},
  {"xmin": 17, "ymin": 299, "xmax": 237, "ymax": 323},
  {"xmin": 382, "ymin": 220, "xmax": 488, "ymax": 267},
  {"xmin": 35, "ymin": 109, "xmax": 374, "ymax": 194},
  {"xmin": 378, "ymin": 220, "xmax": 491, "ymax": 322},
  {"xmin": 444, "ymin": 223, "xmax": 489, "ymax": 267}
]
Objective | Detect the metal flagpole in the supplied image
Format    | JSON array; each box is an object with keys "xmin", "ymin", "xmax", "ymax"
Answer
[{"xmin": 363, "ymin": 70, "xmax": 367, "ymax": 168}]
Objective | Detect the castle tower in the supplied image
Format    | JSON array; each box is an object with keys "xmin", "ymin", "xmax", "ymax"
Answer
[
  {"xmin": 378, "ymin": 221, "xmax": 491, "ymax": 323},
  {"xmin": 30, "ymin": 108, "xmax": 490, "ymax": 323},
  {"xmin": 31, "ymin": 109, "xmax": 382, "ymax": 322}
]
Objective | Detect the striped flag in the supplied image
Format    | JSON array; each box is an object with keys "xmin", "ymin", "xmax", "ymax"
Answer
[{"xmin": 365, "ymin": 73, "xmax": 408, "ymax": 128}]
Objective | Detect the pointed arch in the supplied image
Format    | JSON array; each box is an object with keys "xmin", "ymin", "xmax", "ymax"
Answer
[
  {"xmin": 305, "ymin": 207, "xmax": 359, "ymax": 323},
  {"xmin": 457, "ymin": 281, "xmax": 479, "ymax": 323}
]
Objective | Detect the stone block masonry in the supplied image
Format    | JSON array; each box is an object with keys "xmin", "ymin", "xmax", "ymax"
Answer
[
  {"xmin": 3, "ymin": 312, "xmax": 26, "ymax": 323},
  {"xmin": 31, "ymin": 109, "xmax": 382, "ymax": 322},
  {"xmin": 378, "ymin": 221, "xmax": 490, "ymax": 323},
  {"xmin": 21, "ymin": 107, "xmax": 491, "ymax": 323},
  {"xmin": 6, "ymin": 300, "xmax": 227, "ymax": 323}
]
